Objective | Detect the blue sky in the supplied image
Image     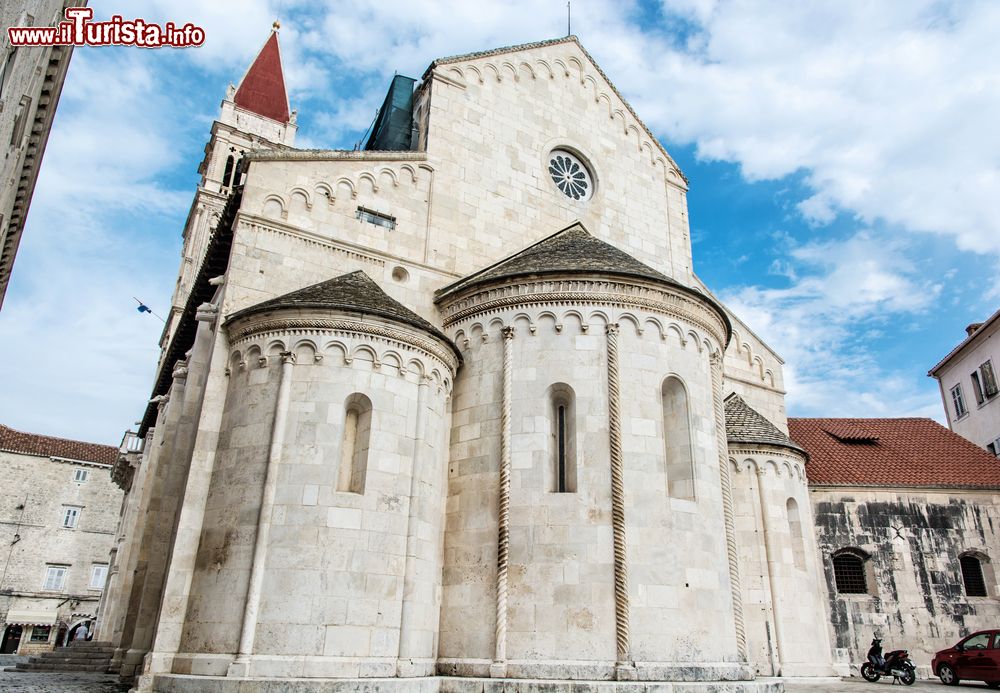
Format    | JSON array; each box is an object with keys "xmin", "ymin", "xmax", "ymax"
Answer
[{"xmin": 1, "ymin": 0, "xmax": 998, "ymax": 443}]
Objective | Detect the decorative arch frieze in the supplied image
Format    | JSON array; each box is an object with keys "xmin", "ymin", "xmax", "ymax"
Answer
[
  {"xmin": 435, "ymin": 47, "xmax": 685, "ymax": 187},
  {"xmin": 438, "ymin": 277, "xmax": 727, "ymax": 351},
  {"xmin": 727, "ymin": 448, "xmax": 807, "ymax": 482},
  {"xmin": 226, "ymin": 317, "xmax": 458, "ymax": 393}
]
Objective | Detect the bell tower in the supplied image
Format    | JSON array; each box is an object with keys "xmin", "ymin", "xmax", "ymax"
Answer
[{"xmin": 163, "ymin": 24, "xmax": 296, "ymax": 348}]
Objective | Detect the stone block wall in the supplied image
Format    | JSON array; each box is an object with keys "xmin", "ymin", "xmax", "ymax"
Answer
[{"xmin": 811, "ymin": 487, "xmax": 1000, "ymax": 675}]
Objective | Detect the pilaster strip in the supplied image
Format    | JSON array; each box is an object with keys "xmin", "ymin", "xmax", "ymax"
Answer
[
  {"xmin": 710, "ymin": 352, "xmax": 748, "ymax": 659},
  {"xmin": 231, "ymin": 351, "xmax": 295, "ymax": 671},
  {"xmin": 606, "ymin": 323, "xmax": 630, "ymax": 665},
  {"xmin": 493, "ymin": 325, "xmax": 515, "ymax": 675}
]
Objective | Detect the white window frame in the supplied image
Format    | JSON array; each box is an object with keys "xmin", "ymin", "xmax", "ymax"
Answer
[
  {"xmin": 61, "ymin": 505, "xmax": 81, "ymax": 529},
  {"xmin": 73, "ymin": 468, "xmax": 89, "ymax": 483},
  {"xmin": 951, "ymin": 384, "xmax": 968, "ymax": 418},
  {"xmin": 42, "ymin": 565, "xmax": 68, "ymax": 591},
  {"xmin": 89, "ymin": 563, "xmax": 109, "ymax": 590}
]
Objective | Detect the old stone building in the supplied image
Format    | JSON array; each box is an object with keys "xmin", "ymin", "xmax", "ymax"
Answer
[
  {"xmin": 0, "ymin": 424, "xmax": 121, "ymax": 655},
  {"xmin": 790, "ymin": 417, "xmax": 1000, "ymax": 678},
  {"xmin": 0, "ymin": 0, "xmax": 85, "ymax": 310},
  {"xmin": 96, "ymin": 30, "xmax": 822, "ymax": 692},
  {"xmin": 929, "ymin": 309, "xmax": 1000, "ymax": 455},
  {"xmin": 95, "ymin": 28, "xmax": 998, "ymax": 692}
]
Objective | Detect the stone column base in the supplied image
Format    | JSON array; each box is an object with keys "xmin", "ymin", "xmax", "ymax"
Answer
[{"xmin": 146, "ymin": 674, "xmax": 785, "ymax": 693}]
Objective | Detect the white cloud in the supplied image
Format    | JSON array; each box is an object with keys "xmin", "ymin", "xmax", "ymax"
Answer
[
  {"xmin": 5, "ymin": 0, "xmax": 998, "ymax": 442},
  {"xmin": 721, "ymin": 231, "xmax": 944, "ymax": 418}
]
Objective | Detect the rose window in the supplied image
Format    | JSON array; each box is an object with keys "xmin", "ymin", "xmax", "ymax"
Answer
[{"xmin": 548, "ymin": 149, "xmax": 592, "ymax": 201}]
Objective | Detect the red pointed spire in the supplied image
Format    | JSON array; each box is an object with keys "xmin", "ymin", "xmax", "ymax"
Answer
[{"xmin": 234, "ymin": 27, "xmax": 290, "ymax": 123}]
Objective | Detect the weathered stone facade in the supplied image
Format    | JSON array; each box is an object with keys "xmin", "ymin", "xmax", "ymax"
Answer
[
  {"xmin": 96, "ymin": 31, "xmax": 840, "ymax": 693},
  {"xmin": 0, "ymin": 425, "xmax": 121, "ymax": 655},
  {"xmin": 812, "ymin": 487, "xmax": 1000, "ymax": 677},
  {"xmin": 0, "ymin": 0, "xmax": 83, "ymax": 309}
]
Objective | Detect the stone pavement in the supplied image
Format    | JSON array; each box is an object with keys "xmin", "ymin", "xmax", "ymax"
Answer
[
  {"xmin": 782, "ymin": 676, "xmax": 988, "ymax": 691},
  {"xmin": 0, "ymin": 670, "xmax": 129, "ymax": 692},
  {"xmin": 0, "ymin": 672, "xmax": 990, "ymax": 693}
]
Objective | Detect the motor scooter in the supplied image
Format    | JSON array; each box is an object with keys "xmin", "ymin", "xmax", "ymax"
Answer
[{"xmin": 861, "ymin": 636, "xmax": 916, "ymax": 685}]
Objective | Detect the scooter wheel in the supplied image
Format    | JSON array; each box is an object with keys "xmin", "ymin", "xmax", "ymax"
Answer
[
  {"xmin": 861, "ymin": 662, "xmax": 880, "ymax": 682},
  {"xmin": 900, "ymin": 667, "xmax": 916, "ymax": 685}
]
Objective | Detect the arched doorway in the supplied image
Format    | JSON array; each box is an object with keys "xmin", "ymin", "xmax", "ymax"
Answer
[
  {"xmin": 66, "ymin": 619, "xmax": 93, "ymax": 643},
  {"xmin": 1, "ymin": 624, "xmax": 23, "ymax": 654}
]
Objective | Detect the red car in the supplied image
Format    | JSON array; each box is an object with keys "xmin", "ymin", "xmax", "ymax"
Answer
[{"xmin": 933, "ymin": 630, "xmax": 1000, "ymax": 687}]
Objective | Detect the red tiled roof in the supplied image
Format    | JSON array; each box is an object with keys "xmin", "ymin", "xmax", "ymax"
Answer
[
  {"xmin": 0, "ymin": 424, "xmax": 116, "ymax": 466},
  {"xmin": 234, "ymin": 31, "xmax": 290, "ymax": 123},
  {"xmin": 789, "ymin": 417, "xmax": 1000, "ymax": 489}
]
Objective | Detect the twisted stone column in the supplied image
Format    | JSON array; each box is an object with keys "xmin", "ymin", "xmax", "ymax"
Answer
[
  {"xmin": 606, "ymin": 324, "xmax": 632, "ymax": 676},
  {"xmin": 710, "ymin": 351, "xmax": 748, "ymax": 660},
  {"xmin": 491, "ymin": 326, "xmax": 515, "ymax": 678},
  {"xmin": 229, "ymin": 351, "xmax": 295, "ymax": 677}
]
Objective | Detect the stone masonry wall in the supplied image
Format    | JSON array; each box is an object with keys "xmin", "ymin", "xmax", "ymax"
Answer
[{"xmin": 811, "ymin": 487, "xmax": 1000, "ymax": 676}]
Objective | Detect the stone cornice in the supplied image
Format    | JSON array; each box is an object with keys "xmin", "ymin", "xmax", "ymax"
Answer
[
  {"xmin": 226, "ymin": 313, "xmax": 459, "ymax": 375},
  {"xmin": 245, "ymin": 149, "xmax": 428, "ymax": 163},
  {"xmin": 438, "ymin": 276, "xmax": 727, "ymax": 349}
]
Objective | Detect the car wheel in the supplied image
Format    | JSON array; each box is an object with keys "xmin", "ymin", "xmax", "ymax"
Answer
[
  {"xmin": 938, "ymin": 663, "xmax": 959, "ymax": 686},
  {"xmin": 861, "ymin": 662, "xmax": 880, "ymax": 682}
]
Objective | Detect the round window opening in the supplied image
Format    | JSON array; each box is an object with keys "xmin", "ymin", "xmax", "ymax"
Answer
[{"xmin": 548, "ymin": 149, "xmax": 593, "ymax": 201}]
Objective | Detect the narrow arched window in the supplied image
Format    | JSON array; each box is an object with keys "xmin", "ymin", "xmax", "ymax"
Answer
[
  {"xmin": 832, "ymin": 549, "xmax": 870, "ymax": 594},
  {"xmin": 232, "ymin": 157, "xmax": 244, "ymax": 187},
  {"xmin": 961, "ymin": 554, "xmax": 988, "ymax": 597},
  {"xmin": 337, "ymin": 393, "xmax": 372, "ymax": 494},
  {"xmin": 222, "ymin": 155, "xmax": 235, "ymax": 188},
  {"xmin": 548, "ymin": 383, "xmax": 577, "ymax": 493},
  {"xmin": 662, "ymin": 376, "xmax": 694, "ymax": 500},
  {"xmin": 786, "ymin": 497, "xmax": 806, "ymax": 570}
]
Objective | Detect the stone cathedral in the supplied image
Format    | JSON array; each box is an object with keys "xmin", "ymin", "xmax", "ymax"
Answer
[{"xmin": 98, "ymin": 30, "xmax": 842, "ymax": 692}]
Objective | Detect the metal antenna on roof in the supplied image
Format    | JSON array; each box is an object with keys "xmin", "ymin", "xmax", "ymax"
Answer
[{"xmin": 567, "ymin": 1, "xmax": 572, "ymax": 36}]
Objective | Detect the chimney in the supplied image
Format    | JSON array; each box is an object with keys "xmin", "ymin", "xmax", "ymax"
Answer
[{"xmin": 966, "ymin": 322, "xmax": 984, "ymax": 337}]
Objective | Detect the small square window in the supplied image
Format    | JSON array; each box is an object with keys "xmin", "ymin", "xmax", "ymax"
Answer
[
  {"xmin": 89, "ymin": 564, "xmax": 108, "ymax": 590},
  {"xmin": 61, "ymin": 506, "xmax": 81, "ymax": 529},
  {"xmin": 42, "ymin": 565, "xmax": 67, "ymax": 591},
  {"xmin": 73, "ymin": 468, "xmax": 88, "ymax": 483},
  {"xmin": 29, "ymin": 625, "xmax": 51, "ymax": 642}
]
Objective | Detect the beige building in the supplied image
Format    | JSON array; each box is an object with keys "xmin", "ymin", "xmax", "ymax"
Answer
[
  {"xmin": 0, "ymin": 424, "xmax": 121, "ymax": 655},
  {"xmin": 929, "ymin": 309, "xmax": 1000, "ymax": 455},
  {"xmin": 97, "ymin": 30, "xmax": 832, "ymax": 692},
  {"xmin": 0, "ymin": 0, "xmax": 85, "ymax": 310}
]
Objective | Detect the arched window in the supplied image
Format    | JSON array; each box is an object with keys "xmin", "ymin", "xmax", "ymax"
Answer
[
  {"xmin": 222, "ymin": 155, "xmax": 235, "ymax": 188},
  {"xmin": 662, "ymin": 376, "xmax": 694, "ymax": 500},
  {"xmin": 961, "ymin": 553, "xmax": 989, "ymax": 597},
  {"xmin": 337, "ymin": 393, "xmax": 372, "ymax": 494},
  {"xmin": 786, "ymin": 497, "xmax": 806, "ymax": 570},
  {"xmin": 832, "ymin": 548, "xmax": 871, "ymax": 594},
  {"xmin": 231, "ymin": 157, "xmax": 245, "ymax": 187},
  {"xmin": 548, "ymin": 383, "xmax": 577, "ymax": 493}
]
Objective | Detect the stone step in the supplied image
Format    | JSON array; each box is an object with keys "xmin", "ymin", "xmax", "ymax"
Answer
[
  {"xmin": 39, "ymin": 649, "xmax": 115, "ymax": 657},
  {"xmin": 9, "ymin": 661, "xmax": 110, "ymax": 672},
  {"xmin": 29, "ymin": 655, "xmax": 113, "ymax": 665},
  {"xmin": 69, "ymin": 640, "xmax": 112, "ymax": 648}
]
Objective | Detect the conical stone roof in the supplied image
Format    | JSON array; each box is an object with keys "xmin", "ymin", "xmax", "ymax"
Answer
[
  {"xmin": 438, "ymin": 223, "xmax": 682, "ymax": 298},
  {"xmin": 227, "ymin": 270, "xmax": 453, "ymax": 348},
  {"xmin": 724, "ymin": 393, "xmax": 805, "ymax": 455}
]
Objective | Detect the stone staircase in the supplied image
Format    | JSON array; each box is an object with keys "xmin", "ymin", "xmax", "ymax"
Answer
[{"xmin": 4, "ymin": 640, "xmax": 114, "ymax": 673}]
